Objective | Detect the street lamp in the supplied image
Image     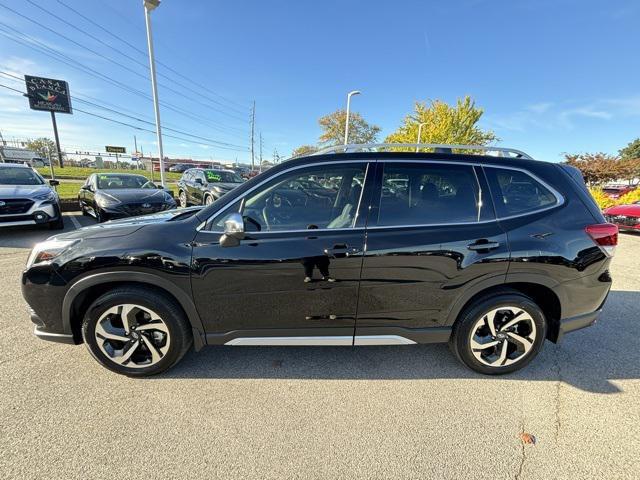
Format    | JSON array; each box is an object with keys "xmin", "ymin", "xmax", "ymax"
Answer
[
  {"xmin": 143, "ymin": 0, "xmax": 166, "ymax": 186},
  {"xmin": 416, "ymin": 122, "xmax": 427, "ymax": 152},
  {"xmin": 344, "ymin": 90, "xmax": 361, "ymax": 145}
]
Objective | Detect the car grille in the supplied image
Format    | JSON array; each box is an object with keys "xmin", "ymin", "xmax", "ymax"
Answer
[
  {"xmin": 0, "ymin": 198, "xmax": 34, "ymax": 215},
  {"xmin": 118, "ymin": 203, "xmax": 166, "ymax": 217},
  {"xmin": 605, "ymin": 214, "xmax": 640, "ymax": 226}
]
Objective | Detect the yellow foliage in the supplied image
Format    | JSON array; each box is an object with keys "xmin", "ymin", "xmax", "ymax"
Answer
[{"xmin": 589, "ymin": 187, "xmax": 640, "ymax": 210}]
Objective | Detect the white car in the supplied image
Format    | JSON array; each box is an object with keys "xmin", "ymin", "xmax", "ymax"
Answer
[{"xmin": 0, "ymin": 163, "xmax": 64, "ymax": 229}]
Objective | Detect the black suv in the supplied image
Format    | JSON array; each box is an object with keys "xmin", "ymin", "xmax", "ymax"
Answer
[
  {"xmin": 22, "ymin": 146, "xmax": 617, "ymax": 377},
  {"xmin": 177, "ymin": 168, "xmax": 244, "ymax": 207}
]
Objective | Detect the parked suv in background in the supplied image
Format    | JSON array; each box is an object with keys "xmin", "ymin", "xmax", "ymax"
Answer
[
  {"xmin": 1, "ymin": 162, "xmax": 63, "ymax": 229},
  {"xmin": 177, "ymin": 168, "xmax": 244, "ymax": 207},
  {"xmin": 22, "ymin": 145, "xmax": 616, "ymax": 377}
]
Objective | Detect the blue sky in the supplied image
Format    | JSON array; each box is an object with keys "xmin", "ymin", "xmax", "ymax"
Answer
[{"xmin": 0, "ymin": 0, "xmax": 639, "ymax": 163}]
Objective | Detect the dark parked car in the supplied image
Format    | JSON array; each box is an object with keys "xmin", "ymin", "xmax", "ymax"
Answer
[
  {"xmin": 169, "ymin": 163, "xmax": 191, "ymax": 173},
  {"xmin": 23, "ymin": 145, "xmax": 616, "ymax": 377},
  {"xmin": 0, "ymin": 162, "xmax": 63, "ymax": 229},
  {"xmin": 78, "ymin": 173, "xmax": 176, "ymax": 222},
  {"xmin": 177, "ymin": 168, "xmax": 243, "ymax": 207}
]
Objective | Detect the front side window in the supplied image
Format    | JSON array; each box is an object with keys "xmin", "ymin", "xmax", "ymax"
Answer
[
  {"xmin": 209, "ymin": 163, "xmax": 367, "ymax": 232},
  {"xmin": 0, "ymin": 167, "xmax": 44, "ymax": 186},
  {"xmin": 376, "ymin": 162, "xmax": 485, "ymax": 226},
  {"xmin": 485, "ymin": 167, "xmax": 558, "ymax": 217}
]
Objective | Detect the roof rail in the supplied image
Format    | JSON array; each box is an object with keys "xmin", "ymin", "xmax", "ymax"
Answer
[{"xmin": 312, "ymin": 143, "xmax": 534, "ymax": 160}]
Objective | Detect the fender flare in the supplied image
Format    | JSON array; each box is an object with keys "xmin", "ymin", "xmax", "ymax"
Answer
[
  {"xmin": 62, "ymin": 271, "xmax": 205, "ymax": 344},
  {"xmin": 444, "ymin": 272, "xmax": 561, "ymax": 326}
]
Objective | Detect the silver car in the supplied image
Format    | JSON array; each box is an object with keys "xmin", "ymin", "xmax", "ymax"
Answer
[{"xmin": 0, "ymin": 163, "xmax": 64, "ymax": 230}]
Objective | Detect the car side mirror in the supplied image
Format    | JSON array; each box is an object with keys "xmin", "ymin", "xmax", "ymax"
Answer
[
  {"xmin": 219, "ymin": 213, "xmax": 245, "ymax": 247},
  {"xmin": 49, "ymin": 179, "xmax": 59, "ymax": 186},
  {"xmin": 195, "ymin": 178, "xmax": 204, "ymax": 185}
]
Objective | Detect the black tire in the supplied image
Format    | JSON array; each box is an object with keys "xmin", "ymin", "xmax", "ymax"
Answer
[
  {"xmin": 178, "ymin": 190, "xmax": 188, "ymax": 208},
  {"xmin": 95, "ymin": 208, "xmax": 107, "ymax": 223},
  {"xmin": 203, "ymin": 193, "xmax": 213, "ymax": 206},
  {"xmin": 449, "ymin": 292, "xmax": 546, "ymax": 375},
  {"xmin": 81, "ymin": 286, "xmax": 193, "ymax": 377},
  {"xmin": 79, "ymin": 199, "xmax": 89, "ymax": 216}
]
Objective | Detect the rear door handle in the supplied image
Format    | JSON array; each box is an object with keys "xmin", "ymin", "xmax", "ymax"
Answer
[{"xmin": 467, "ymin": 240, "xmax": 501, "ymax": 251}]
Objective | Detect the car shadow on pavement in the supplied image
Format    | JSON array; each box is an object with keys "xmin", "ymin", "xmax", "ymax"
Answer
[{"xmin": 158, "ymin": 290, "xmax": 639, "ymax": 394}]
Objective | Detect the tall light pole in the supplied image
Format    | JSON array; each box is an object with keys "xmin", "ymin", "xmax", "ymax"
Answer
[
  {"xmin": 344, "ymin": 90, "xmax": 360, "ymax": 145},
  {"xmin": 143, "ymin": 0, "xmax": 165, "ymax": 186},
  {"xmin": 416, "ymin": 122, "xmax": 427, "ymax": 152}
]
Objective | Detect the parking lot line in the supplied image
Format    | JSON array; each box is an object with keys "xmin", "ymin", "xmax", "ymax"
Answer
[{"xmin": 67, "ymin": 213, "xmax": 82, "ymax": 229}]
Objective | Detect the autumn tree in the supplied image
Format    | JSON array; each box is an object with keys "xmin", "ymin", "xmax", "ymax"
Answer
[
  {"xmin": 25, "ymin": 137, "xmax": 57, "ymax": 162},
  {"xmin": 563, "ymin": 153, "xmax": 637, "ymax": 185},
  {"xmin": 318, "ymin": 109, "xmax": 381, "ymax": 147},
  {"xmin": 385, "ymin": 96, "xmax": 497, "ymax": 149},
  {"xmin": 291, "ymin": 145, "xmax": 318, "ymax": 157}
]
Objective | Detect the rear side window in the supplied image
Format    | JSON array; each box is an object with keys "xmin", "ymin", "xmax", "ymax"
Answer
[
  {"xmin": 376, "ymin": 162, "xmax": 488, "ymax": 226},
  {"xmin": 485, "ymin": 167, "xmax": 558, "ymax": 217}
]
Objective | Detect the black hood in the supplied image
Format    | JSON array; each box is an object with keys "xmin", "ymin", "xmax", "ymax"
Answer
[
  {"xmin": 95, "ymin": 188, "xmax": 172, "ymax": 204},
  {"xmin": 206, "ymin": 182, "xmax": 241, "ymax": 192}
]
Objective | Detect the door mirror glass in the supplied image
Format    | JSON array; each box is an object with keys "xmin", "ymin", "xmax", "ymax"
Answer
[
  {"xmin": 195, "ymin": 177, "xmax": 204, "ymax": 185},
  {"xmin": 49, "ymin": 179, "xmax": 59, "ymax": 186},
  {"xmin": 220, "ymin": 212, "xmax": 245, "ymax": 247}
]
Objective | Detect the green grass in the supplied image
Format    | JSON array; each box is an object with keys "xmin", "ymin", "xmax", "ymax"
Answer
[
  {"xmin": 54, "ymin": 181, "xmax": 179, "ymax": 201},
  {"xmin": 38, "ymin": 166, "xmax": 182, "ymax": 182}
]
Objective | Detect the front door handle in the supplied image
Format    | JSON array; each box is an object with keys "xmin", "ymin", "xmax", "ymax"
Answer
[
  {"xmin": 467, "ymin": 240, "xmax": 501, "ymax": 251},
  {"xmin": 324, "ymin": 244, "xmax": 361, "ymax": 258}
]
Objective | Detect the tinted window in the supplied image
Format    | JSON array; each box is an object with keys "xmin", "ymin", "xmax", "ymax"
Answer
[
  {"xmin": 0, "ymin": 167, "xmax": 44, "ymax": 185},
  {"xmin": 97, "ymin": 174, "xmax": 151, "ymax": 189},
  {"xmin": 181, "ymin": 171, "xmax": 192, "ymax": 182},
  {"xmin": 485, "ymin": 167, "xmax": 558, "ymax": 217},
  {"xmin": 376, "ymin": 162, "xmax": 484, "ymax": 226},
  {"xmin": 210, "ymin": 163, "xmax": 367, "ymax": 232},
  {"xmin": 204, "ymin": 170, "xmax": 243, "ymax": 183}
]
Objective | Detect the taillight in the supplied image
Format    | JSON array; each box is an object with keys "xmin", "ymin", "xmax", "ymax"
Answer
[{"xmin": 585, "ymin": 223, "xmax": 618, "ymax": 256}]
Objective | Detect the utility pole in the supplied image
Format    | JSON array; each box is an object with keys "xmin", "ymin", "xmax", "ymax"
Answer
[
  {"xmin": 143, "ymin": 0, "xmax": 166, "ymax": 186},
  {"xmin": 250, "ymin": 100, "xmax": 255, "ymax": 171},
  {"xmin": 259, "ymin": 132, "xmax": 263, "ymax": 167},
  {"xmin": 133, "ymin": 135, "xmax": 139, "ymax": 169}
]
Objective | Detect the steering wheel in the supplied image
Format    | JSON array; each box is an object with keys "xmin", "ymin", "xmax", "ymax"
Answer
[{"xmin": 262, "ymin": 192, "xmax": 293, "ymax": 230}]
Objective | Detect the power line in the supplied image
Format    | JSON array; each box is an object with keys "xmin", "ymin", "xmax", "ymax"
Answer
[
  {"xmin": 52, "ymin": 0, "xmax": 249, "ymax": 111},
  {"xmin": 0, "ymin": 82, "xmax": 249, "ymax": 152},
  {"xmin": 0, "ymin": 1, "xmax": 249, "ymax": 122},
  {"xmin": 0, "ymin": 24, "xmax": 248, "ymax": 136}
]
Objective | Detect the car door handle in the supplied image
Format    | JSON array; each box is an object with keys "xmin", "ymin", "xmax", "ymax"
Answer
[
  {"xmin": 324, "ymin": 244, "xmax": 361, "ymax": 257},
  {"xmin": 467, "ymin": 240, "xmax": 501, "ymax": 251}
]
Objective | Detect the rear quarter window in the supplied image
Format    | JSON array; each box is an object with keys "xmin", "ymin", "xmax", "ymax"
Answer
[{"xmin": 485, "ymin": 167, "xmax": 559, "ymax": 217}]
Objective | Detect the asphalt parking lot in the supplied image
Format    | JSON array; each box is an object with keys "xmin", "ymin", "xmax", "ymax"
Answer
[{"xmin": 1, "ymin": 214, "xmax": 638, "ymax": 479}]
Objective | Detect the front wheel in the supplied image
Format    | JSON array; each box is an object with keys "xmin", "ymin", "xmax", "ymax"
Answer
[
  {"xmin": 81, "ymin": 287, "xmax": 192, "ymax": 377},
  {"xmin": 178, "ymin": 190, "xmax": 188, "ymax": 208},
  {"xmin": 449, "ymin": 293, "xmax": 546, "ymax": 375},
  {"xmin": 204, "ymin": 194, "xmax": 214, "ymax": 206}
]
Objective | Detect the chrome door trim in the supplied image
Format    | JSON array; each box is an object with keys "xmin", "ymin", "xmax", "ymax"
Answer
[
  {"xmin": 353, "ymin": 335, "xmax": 416, "ymax": 345},
  {"xmin": 225, "ymin": 336, "xmax": 354, "ymax": 346}
]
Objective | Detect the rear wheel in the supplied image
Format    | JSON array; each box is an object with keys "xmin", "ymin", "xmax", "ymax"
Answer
[
  {"xmin": 204, "ymin": 194, "xmax": 214, "ymax": 206},
  {"xmin": 81, "ymin": 287, "xmax": 192, "ymax": 376},
  {"xmin": 449, "ymin": 293, "xmax": 546, "ymax": 375}
]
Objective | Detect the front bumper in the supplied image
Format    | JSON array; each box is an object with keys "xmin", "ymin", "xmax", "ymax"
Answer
[
  {"xmin": 0, "ymin": 201, "xmax": 60, "ymax": 227},
  {"xmin": 29, "ymin": 308, "xmax": 78, "ymax": 345}
]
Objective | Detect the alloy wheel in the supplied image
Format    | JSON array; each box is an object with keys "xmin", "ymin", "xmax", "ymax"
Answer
[
  {"xmin": 469, "ymin": 306, "xmax": 537, "ymax": 367},
  {"xmin": 179, "ymin": 191, "xmax": 187, "ymax": 208},
  {"xmin": 205, "ymin": 195, "xmax": 213, "ymax": 206},
  {"xmin": 94, "ymin": 304, "xmax": 171, "ymax": 369}
]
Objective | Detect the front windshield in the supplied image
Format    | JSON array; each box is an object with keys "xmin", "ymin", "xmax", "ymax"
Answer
[
  {"xmin": 97, "ymin": 174, "xmax": 155, "ymax": 189},
  {"xmin": 0, "ymin": 167, "xmax": 44, "ymax": 186},
  {"xmin": 204, "ymin": 170, "xmax": 243, "ymax": 183}
]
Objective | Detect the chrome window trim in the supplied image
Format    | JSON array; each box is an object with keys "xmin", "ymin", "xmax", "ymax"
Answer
[
  {"xmin": 197, "ymin": 159, "xmax": 373, "ymax": 233},
  {"xmin": 195, "ymin": 158, "xmax": 565, "ymax": 233}
]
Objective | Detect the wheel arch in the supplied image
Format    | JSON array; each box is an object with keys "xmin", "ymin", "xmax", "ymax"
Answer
[
  {"xmin": 446, "ymin": 274, "xmax": 562, "ymax": 342},
  {"xmin": 62, "ymin": 271, "xmax": 205, "ymax": 350}
]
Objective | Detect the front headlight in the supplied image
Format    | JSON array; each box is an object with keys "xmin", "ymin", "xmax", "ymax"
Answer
[
  {"xmin": 26, "ymin": 239, "xmax": 79, "ymax": 269},
  {"xmin": 33, "ymin": 190, "xmax": 56, "ymax": 201},
  {"xmin": 97, "ymin": 195, "xmax": 121, "ymax": 208}
]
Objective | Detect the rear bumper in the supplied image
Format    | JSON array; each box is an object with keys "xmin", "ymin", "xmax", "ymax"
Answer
[{"xmin": 555, "ymin": 309, "xmax": 601, "ymax": 343}]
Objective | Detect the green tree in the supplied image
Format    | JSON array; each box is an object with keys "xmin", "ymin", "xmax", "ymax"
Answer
[
  {"xmin": 318, "ymin": 109, "xmax": 381, "ymax": 146},
  {"xmin": 619, "ymin": 138, "xmax": 640, "ymax": 160},
  {"xmin": 291, "ymin": 145, "xmax": 318, "ymax": 157},
  {"xmin": 385, "ymin": 96, "xmax": 497, "ymax": 148},
  {"xmin": 25, "ymin": 137, "xmax": 57, "ymax": 162}
]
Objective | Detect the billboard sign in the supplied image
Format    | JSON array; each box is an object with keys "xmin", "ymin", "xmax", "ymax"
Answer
[
  {"xmin": 105, "ymin": 146, "xmax": 126, "ymax": 154},
  {"xmin": 24, "ymin": 75, "xmax": 72, "ymax": 114}
]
